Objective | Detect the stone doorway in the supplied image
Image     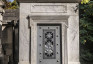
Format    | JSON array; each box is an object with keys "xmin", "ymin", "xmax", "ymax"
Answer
[{"xmin": 37, "ymin": 24, "xmax": 62, "ymax": 64}]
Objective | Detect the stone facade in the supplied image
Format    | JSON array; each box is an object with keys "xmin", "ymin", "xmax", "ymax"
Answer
[{"xmin": 19, "ymin": 3, "xmax": 80, "ymax": 64}]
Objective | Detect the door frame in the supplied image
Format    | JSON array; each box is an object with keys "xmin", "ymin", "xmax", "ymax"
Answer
[{"xmin": 29, "ymin": 15, "xmax": 69, "ymax": 64}]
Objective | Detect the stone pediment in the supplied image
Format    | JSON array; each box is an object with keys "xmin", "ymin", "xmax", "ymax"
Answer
[{"xmin": 17, "ymin": 0, "xmax": 81, "ymax": 3}]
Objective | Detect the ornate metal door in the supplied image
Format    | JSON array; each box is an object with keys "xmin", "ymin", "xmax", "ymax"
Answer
[{"xmin": 37, "ymin": 24, "xmax": 61, "ymax": 64}]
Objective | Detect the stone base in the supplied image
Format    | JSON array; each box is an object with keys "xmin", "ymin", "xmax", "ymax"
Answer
[
  {"xmin": 18, "ymin": 61, "xmax": 80, "ymax": 64},
  {"xmin": 18, "ymin": 61, "xmax": 30, "ymax": 64},
  {"xmin": 68, "ymin": 62, "xmax": 80, "ymax": 64}
]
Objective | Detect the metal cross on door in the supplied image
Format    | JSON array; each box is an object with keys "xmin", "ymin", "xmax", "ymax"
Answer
[{"xmin": 37, "ymin": 24, "xmax": 61, "ymax": 64}]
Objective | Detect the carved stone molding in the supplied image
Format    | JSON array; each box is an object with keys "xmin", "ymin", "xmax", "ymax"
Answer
[
  {"xmin": 30, "ymin": 4, "xmax": 67, "ymax": 13},
  {"xmin": 28, "ymin": 15, "xmax": 69, "ymax": 64}
]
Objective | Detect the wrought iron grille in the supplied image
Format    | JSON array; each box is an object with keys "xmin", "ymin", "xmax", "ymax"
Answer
[
  {"xmin": 43, "ymin": 29, "xmax": 56, "ymax": 59},
  {"xmin": 37, "ymin": 24, "xmax": 61, "ymax": 64}
]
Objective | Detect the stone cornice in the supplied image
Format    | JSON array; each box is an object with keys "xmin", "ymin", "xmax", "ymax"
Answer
[{"xmin": 17, "ymin": 0, "xmax": 81, "ymax": 3}]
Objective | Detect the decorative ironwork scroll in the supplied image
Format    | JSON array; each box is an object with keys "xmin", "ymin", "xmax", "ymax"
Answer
[{"xmin": 43, "ymin": 29, "xmax": 56, "ymax": 59}]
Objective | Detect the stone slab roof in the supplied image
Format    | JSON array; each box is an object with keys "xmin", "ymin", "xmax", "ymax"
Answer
[
  {"xmin": 3, "ymin": 9, "xmax": 19, "ymax": 20},
  {"xmin": 17, "ymin": 0, "xmax": 81, "ymax": 3}
]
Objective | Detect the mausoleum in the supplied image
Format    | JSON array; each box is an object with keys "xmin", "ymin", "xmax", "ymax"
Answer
[{"xmin": 17, "ymin": 0, "xmax": 81, "ymax": 64}]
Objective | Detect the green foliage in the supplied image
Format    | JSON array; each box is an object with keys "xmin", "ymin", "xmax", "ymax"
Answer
[
  {"xmin": 3, "ymin": 0, "xmax": 18, "ymax": 9},
  {"xmin": 80, "ymin": 1, "xmax": 93, "ymax": 64},
  {"xmin": 80, "ymin": 2, "xmax": 93, "ymax": 44},
  {"xmin": 81, "ymin": 49, "xmax": 93, "ymax": 62},
  {"xmin": 81, "ymin": 0, "xmax": 90, "ymax": 4}
]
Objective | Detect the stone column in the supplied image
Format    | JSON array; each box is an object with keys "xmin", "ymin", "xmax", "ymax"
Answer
[{"xmin": 0, "ymin": 0, "xmax": 4, "ymax": 64}]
